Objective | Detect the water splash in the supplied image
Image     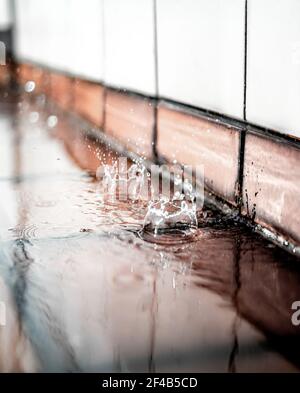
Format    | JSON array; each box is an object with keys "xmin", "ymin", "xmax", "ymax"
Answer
[
  {"xmin": 127, "ymin": 163, "xmax": 149, "ymax": 201},
  {"xmin": 143, "ymin": 196, "xmax": 197, "ymax": 234},
  {"xmin": 101, "ymin": 161, "xmax": 118, "ymax": 198},
  {"xmin": 98, "ymin": 159, "xmax": 201, "ymax": 244},
  {"xmin": 141, "ymin": 194, "xmax": 199, "ymax": 244},
  {"xmin": 141, "ymin": 163, "xmax": 203, "ymax": 244},
  {"xmin": 98, "ymin": 160, "xmax": 149, "ymax": 203}
]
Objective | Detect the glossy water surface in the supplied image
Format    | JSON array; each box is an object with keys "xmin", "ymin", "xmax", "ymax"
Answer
[{"xmin": 0, "ymin": 95, "xmax": 300, "ymax": 372}]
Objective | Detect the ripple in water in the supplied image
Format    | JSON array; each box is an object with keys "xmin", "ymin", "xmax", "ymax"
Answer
[{"xmin": 9, "ymin": 224, "xmax": 37, "ymax": 240}]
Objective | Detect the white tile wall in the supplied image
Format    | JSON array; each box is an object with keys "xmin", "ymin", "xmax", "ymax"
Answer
[
  {"xmin": 12, "ymin": 0, "xmax": 300, "ymax": 138},
  {"xmin": 0, "ymin": 0, "xmax": 11, "ymax": 30},
  {"xmin": 67, "ymin": 0, "xmax": 104, "ymax": 82},
  {"xmin": 14, "ymin": 0, "xmax": 40, "ymax": 63},
  {"xmin": 15, "ymin": 0, "xmax": 104, "ymax": 81},
  {"xmin": 156, "ymin": 0, "xmax": 245, "ymax": 119},
  {"xmin": 15, "ymin": 0, "xmax": 66, "ymax": 66},
  {"xmin": 247, "ymin": 0, "xmax": 300, "ymax": 139},
  {"xmin": 103, "ymin": 0, "xmax": 156, "ymax": 96}
]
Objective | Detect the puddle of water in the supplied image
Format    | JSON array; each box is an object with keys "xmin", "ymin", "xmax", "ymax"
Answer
[{"xmin": 0, "ymin": 95, "xmax": 299, "ymax": 372}]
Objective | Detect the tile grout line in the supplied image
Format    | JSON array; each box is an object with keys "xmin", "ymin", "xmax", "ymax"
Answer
[
  {"xmin": 237, "ymin": 0, "xmax": 248, "ymax": 212},
  {"xmin": 9, "ymin": 0, "xmax": 16, "ymax": 58},
  {"xmin": 101, "ymin": 0, "xmax": 107, "ymax": 133},
  {"xmin": 152, "ymin": 0, "xmax": 159, "ymax": 161},
  {"xmin": 243, "ymin": 0, "xmax": 248, "ymax": 122},
  {"xmin": 7, "ymin": 0, "xmax": 17, "ymax": 88}
]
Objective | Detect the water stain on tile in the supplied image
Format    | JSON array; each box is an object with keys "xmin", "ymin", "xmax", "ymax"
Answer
[{"xmin": 243, "ymin": 131, "xmax": 300, "ymax": 245}]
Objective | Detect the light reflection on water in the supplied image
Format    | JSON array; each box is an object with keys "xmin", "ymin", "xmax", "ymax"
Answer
[{"xmin": 0, "ymin": 98, "xmax": 299, "ymax": 372}]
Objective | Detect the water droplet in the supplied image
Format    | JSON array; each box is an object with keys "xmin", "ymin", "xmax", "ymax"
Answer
[
  {"xmin": 24, "ymin": 80, "xmax": 35, "ymax": 93},
  {"xmin": 29, "ymin": 111, "xmax": 39, "ymax": 123},
  {"xmin": 47, "ymin": 115, "xmax": 58, "ymax": 128}
]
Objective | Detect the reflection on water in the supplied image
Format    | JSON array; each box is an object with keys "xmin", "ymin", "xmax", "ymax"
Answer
[{"xmin": 0, "ymin": 97, "xmax": 300, "ymax": 372}]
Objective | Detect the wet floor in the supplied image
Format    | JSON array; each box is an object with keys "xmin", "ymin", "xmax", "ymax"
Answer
[{"xmin": 0, "ymin": 93, "xmax": 300, "ymax": 372}]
